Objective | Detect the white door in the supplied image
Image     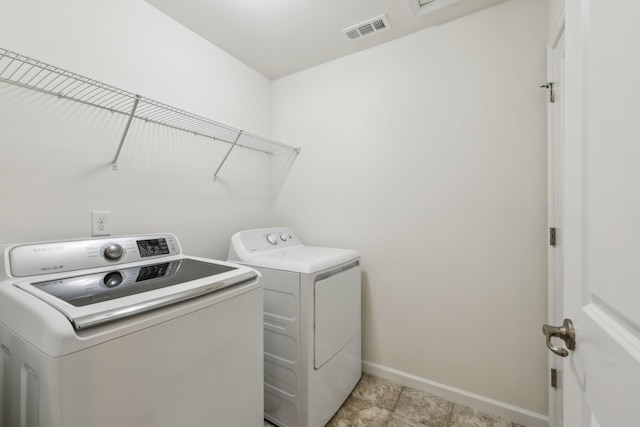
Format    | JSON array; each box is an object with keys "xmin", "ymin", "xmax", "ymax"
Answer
[{"xmin": 558, "ymin": 1, "xmax": 640, "ymax": 425}]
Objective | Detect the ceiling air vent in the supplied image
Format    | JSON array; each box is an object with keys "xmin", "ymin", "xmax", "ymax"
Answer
[
  {"xmin": 342, "ymin": 14, "xmax": 391, "ymax": 41},
  {"xmin": 407, "ymin": 0, "xmax": 465, "ymax": 17}
]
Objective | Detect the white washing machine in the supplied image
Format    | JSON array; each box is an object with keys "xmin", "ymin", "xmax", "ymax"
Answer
[
  {"xmin": 0, "ymin": 233, "xmax": 263, "ymax": 427},
  {"xmin": 228, "ymin": 227, "xmax": 361, "ymax": 427}
]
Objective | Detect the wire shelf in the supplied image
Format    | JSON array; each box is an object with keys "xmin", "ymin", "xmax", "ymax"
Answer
[{"xmin": 0, "ymin": 47, "xmax": 300, "ymax": 179}]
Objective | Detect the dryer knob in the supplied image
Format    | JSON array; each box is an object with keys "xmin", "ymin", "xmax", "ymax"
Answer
[
  {"xmin": 267, "ymin": 234, "xmax": 278, "ymax": 245},
  {"xmin": 103, "ymin": 243, "xmax": 124, "ymax": 260},
  {"xmin": 280, "ymin": 233, "xmax": 288, "ymax": 241}
]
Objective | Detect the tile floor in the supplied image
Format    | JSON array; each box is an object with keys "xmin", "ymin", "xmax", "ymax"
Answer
[{"xmin": 264, "ymin": 373, "xmax": 526, "ymax": 427}]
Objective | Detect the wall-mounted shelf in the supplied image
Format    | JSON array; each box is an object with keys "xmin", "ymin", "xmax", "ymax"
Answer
[{"xmin": 0, "ymin": 47, "xmax": 300, "ymax": 180}]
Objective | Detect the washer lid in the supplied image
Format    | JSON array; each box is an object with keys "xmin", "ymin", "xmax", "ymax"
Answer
[
  {"xmin": 245, "ymin": 246, "xmax": 359, "ymax": 274},
  {"xmin": 12, "ymin": 256, "xmax": 258, "ymax": 330}
]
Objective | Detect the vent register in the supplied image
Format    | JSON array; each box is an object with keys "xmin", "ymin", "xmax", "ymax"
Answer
[
  {"xmin": 341, "ymin": 0, "xmax": 458, "ymax": 41},
  {"xmin": 407, "ymin": 0, "xmax": 471, "ymax": 17},
  {"xmin": 342, "ymin": 14, "xmax": 390, "ymax": 41}
]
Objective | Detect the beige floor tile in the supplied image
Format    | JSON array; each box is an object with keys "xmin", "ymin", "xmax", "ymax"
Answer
[
  {"xmin": 263, "ymin": 374, "xmax": 523, "ymax": 427},
  {"xmin": 449, "ymin": 404, "xmax": 512, "ymax": 427},
  {"xmin": 388, "ymin": 412, "xmax": 429, "ymax": 427},
  {"xmin": 351, "ymin": 373, "xmax": 403, "ymax": 411},
  {"xmin": 393, "ymin": 387, "xmax": 453, "ymax": 427},
  {"xmin": 326, "ymin": 395, "xmax": 392, "ymax": 427}
]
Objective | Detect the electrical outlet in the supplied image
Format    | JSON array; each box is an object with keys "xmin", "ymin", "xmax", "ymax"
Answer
[{"xmin": 91, "ymin": 211, "xmax": 111, "ymax": 236}]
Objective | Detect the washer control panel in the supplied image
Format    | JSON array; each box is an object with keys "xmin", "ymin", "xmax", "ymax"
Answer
[{"xmin": 7, "ymin": 234, "xmax": 181, "ymax": 278}]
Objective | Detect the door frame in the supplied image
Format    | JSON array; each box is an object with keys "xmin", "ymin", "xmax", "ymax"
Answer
[{"xmin": 546, "ymin": 10, "xmax": 565, "ymax": 427}]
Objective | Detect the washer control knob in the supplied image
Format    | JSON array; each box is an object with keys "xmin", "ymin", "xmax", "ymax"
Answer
[
  {"xmin": 103, "ymin": 243, "xmax": 124, "ymax": 260},
  {"xmin": 280, "ymin": 233, "xmax": 288, "ymax": 241},
  {"xmin": 103, "ymin": 271, "xmax": 123, "ymax": 288},
  {"xmin": 267, "ymin": 234, "xmax": 278, "ymax": 245}
]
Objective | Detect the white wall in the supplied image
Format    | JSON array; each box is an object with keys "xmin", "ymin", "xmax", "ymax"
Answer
[
  {"xmin": 548, "ymin": 0, "xmax": 565, "ymax": 38},
  {"xmin": 1, "ymin": 0, "xmax": 551, "ymax": 417},
  {"xmin": 272, "ymin": 0, "xmax": 548, "ymax": 414},
  {"xmin": 0, "ymin": 0, "xmax": 274, "ymax": 257}
]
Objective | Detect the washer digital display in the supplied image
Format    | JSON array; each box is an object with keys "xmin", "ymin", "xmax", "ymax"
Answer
[{"xmin": 137, "ymin": 238, "xmax": 170, "ymax": 257}]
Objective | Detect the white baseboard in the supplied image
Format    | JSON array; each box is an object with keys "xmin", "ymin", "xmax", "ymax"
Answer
[{"xmin": 362, "ymin": 360, "xmax": 548, "ymax": 427}]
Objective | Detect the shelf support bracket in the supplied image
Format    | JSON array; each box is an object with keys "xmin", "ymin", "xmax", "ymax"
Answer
[
  {"xmin": 112, "ymin": 95, "xmax": 141, "ymax": 170},
  {"xmin": 214, "ymin": 131, "xmax": 243, "ymax": 181}
]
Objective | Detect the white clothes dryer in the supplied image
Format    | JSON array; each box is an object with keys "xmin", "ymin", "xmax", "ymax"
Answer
[{"xmin": 228, "ymin": 228, "xmax": 361, "ymax": 427}]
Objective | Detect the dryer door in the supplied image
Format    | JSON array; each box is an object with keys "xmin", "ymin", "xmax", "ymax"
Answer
[{"xmin": 314, "ymin": 262, "xmax": 361, "ymax": 369}]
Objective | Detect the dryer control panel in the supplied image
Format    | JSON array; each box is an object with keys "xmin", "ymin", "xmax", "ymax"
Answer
[
  {"xmin": 266, "ymin": 230, "xmax": 295, "ymax": 246},
  {"xmin": 229, "ymin": 227, "xmax": 302, "ymax": 259}
]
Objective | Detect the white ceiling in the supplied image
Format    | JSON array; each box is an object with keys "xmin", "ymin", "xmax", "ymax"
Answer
[{"xmin": 144, "ymin": 0, "xmax": 510, "ymax": 80}]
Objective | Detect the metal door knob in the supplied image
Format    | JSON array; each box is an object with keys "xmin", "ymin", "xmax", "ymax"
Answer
[{"xmin": 542, "ymin": 318, "xmax": 576, "ymax": 357}]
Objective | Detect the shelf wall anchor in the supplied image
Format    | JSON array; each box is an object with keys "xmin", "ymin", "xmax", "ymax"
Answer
[
  {"xmin": 112, "ymin": 94, "xmax": 141, "ymax": 170},
  {"xmin": 213, "ymin": 131, "xmax": 243, "ymax": 181}
]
